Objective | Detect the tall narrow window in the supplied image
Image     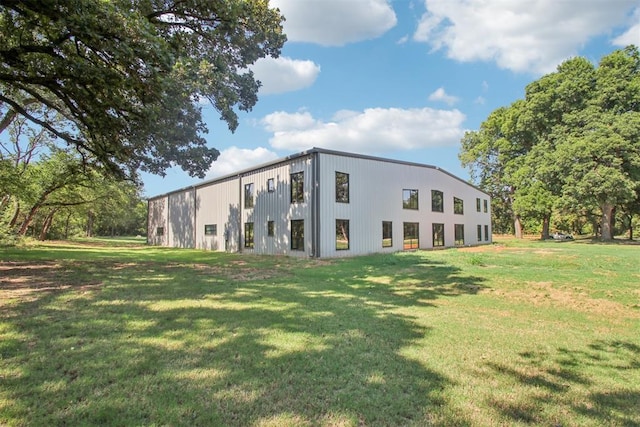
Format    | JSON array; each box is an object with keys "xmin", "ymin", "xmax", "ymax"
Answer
[
  {"xmin": 484, "ymin": 225, "xmax": 489, "ymax": 241},
  {"xmin": 454, "ymin": 197, "xmax": 464, "ymax": 215},
  {"xmin": 244, "ymin": 183, "xmax": 254, "ymax": 208},
  {"xmin": 476, "ymin": 198, "xmax": 481, "ymax": 212},
  {"xmin": 433, "ymin": 223, "xmax": 444, "ymax": 247},
  {"xmin": 483, "ymin": 199, "xmax": 488, "ymax": 213},
  {"xmin": 336, "ymin": 219, "xmax": 350, "ymax": 250},
  {"xmin": 267, "ymin": 221, "xmax": 275, "ymax": 237},
  {"xmin": 205, "ymin": 224, "xmax": 217, "ymax": 236},
  {"xmin": 244, "ymin": 222, "xmax": 254, "ymax": 248},
  {"xmin": 455, "ymin": 224, "xmax": 465, "ymax": 245},
  {"xmin": 403, "ymin": 222, "xmax": 419, "ymax": 249},
  {"xmin": 336, "ymin": 172, "xmax": 349, "ymax": 203},
  {"xmin": 267, "ymin": 178, "xmax": 275, "ymax": 192},
  {"xmin": 291, "ymin": 172, "xmax": 304, "ymax": 203},
  {"xmin": 431, "ymin": 190, "xmax": 444, "ymax": 212},
  {"xmin": 382, "ymin": 221, "xmax": 393, "ymax": 247},
  {"xmin": 403, "ymin": 189, "xmax": 419, "ymax": 210},
  {"xmin": 477, "ymin": 225, "xmax": 482, "ymax": 242},
  {"xmin": 291, "ymin": 220, "xmax": 304, "ymax": 250}
]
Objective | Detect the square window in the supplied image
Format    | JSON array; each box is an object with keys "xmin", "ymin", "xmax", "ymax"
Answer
[
  {"xmin": 455, "ymin": 224, "xmax": 464, "ymax": 245},
  {"xmin": 291, "ymin": 220, "xmax": 304, "ymax": 250},
  {"xmin": 382, "ymin": 221, "xmax": 392, "ymax": 248},
  {"xmin": 431, "ymin": 190, "xmax": 443, "ymax": 212},
  {"xmin": 403, "ymin": 222, "xmax": 419, "ymax": 249},
  {"xmin": 432, "ymin": 223, "xmax": 444, "ymax": 247},
  {"xmin": 267, "ymin": 220, "xmax": 275, "ymax": 237},
  {"xmin": 204, "ymin": 224, "xmax": 217, "ymax": 236},
  {"xmin": 403, "ymin": 189, "xmax": 419, "ymax": 210},
  {"xmin": 244, "ymin": 183, "xmax": 254, "ymax": 208},
  {"xmin": 336, "ymin": 219, "xmax": 349, "ymax": 250},
  {"xmin": 336, "ymin": 172, "xmax": 349, "ymax": 203},
  {"xmin": 156, "ymin": 227, "xmax": 164, "ymax": 236},
  {"xmin": 291, "ymin": 172, "xmax": 304, "ymax": 203},
  {"xmin": 454, "ymin": 197, "xmax": 464, "ymax": 215},
  {"xmin": 267, "ymin": 178, "xmax": 275, "ymax": 192},
  {"xmin": 244, "ymin": 222, "xmax": 254, "ymax": 248}
]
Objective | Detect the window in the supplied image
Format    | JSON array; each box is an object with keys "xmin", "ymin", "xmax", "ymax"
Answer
[
  {"xmin": 156, "ymin": 227, "xmax": 164, "ymax": 236},
  {"xmin": 382, "ymin": 221, "xmax": 393, "ymax": 248},
  {"xmin": 432, "ymin": 223, "xmax": 444, "ymax": 247},
  {"xmin": 484, "ymin": 225, "xmax": 489, "ymax": 241},
  {"xmin": 455, "ymin": 224, "xmax": 465, "ymax": 246},
  {"xmin": 454, "ymin": 197, "xmax": 464, "ymax": 215},
  {"xmin": 267, "ymin": 221, "xmax": 275, "ymax": 237},
  {"xmin": 336, "ymin": 219, "xmax": 349, "ymax": 250},
  {"xmin": 476, "ymin": 198, "xmax": 481, "ymax": 212},
  {"xmin": 204, "ymin": 224, "xmax": 217, "ymax": 236},
  {"xmin": 483, "ymin": 199, "xmax": 488, "ymax": 213},
  {"xmin": 336, "ymin": 172, "xmax": 349, "ymax": 203},
  {"xmin": 267, "ymin": 178, "xmax": 275, "ymax": 192},
  {"xmin": 291, "ymin": 172, "xmax": 304, "ymax": 203},
  {"xmin": 291, "ymin": 220, "xmax": 304, "ymax": 250},
  {"xmin": 431, "ymin": 190, "xmax": 443, "ymax": 212},
  {"xmin": 477, "ymin": 225, "xmax": 482, "ymax": 242},
  {"xmin": 403, "ymin": 189, "xmax": 419, "ymax": 210},
  {"xmin": 403, "ymin": 222, "xmax": 419, "ymax": 249},
  {"xmin": 244, "ymin": 223, "xmax": 254, "ymax": 248},
  {"xmin": 244, "ymin": 183, "xmax": 254, "ymax": 208}
]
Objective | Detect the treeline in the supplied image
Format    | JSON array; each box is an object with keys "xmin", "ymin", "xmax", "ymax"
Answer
[
  {"xmin": 1, "ymin": 113, "xmax": 146, "ymax": 243},
  {"xmin": 460, "ymin": 46, "xmax": 640, "ymax": 240}
]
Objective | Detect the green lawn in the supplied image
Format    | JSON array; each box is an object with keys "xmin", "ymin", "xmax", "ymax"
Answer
[{"xmin": 1, "ymin": 238, "xmax": 639, "ymax": 426}]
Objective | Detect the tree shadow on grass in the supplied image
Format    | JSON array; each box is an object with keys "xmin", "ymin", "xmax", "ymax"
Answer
[
  {"xmin": 1, "ymin": 250, "xmax": 486, "ymax": 425},
  {"xmin": 484, "ymin": 340, "xmax": 640, "ymax": 426}
]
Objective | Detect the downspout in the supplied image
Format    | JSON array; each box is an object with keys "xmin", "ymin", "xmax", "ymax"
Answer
[
  {"xmin": 311, "ymin": 151, "xmax": 321, "ymax": 258},
  {"xmin": 238, "ymin": 174, "xmax": 243, "ymax": 253},
  {"xmin": 192, "ymin": 187, "xmax": 197, "ymax": 249}
]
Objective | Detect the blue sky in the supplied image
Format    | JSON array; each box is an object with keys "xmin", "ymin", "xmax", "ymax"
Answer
[{"xmin": 141, "ymin": 0, "xmax": 640, "ymax": 197}]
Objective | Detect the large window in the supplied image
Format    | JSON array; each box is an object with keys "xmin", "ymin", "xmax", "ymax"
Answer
[
  {"xmin": 454, "ymin": 197, "xmax": 464, "ymax": 215},
  {"xmin": 291, "ymin": 172, "xmax": 304, "ymax": 203},
  {"xmin": 455, "ymin": 224, "xmax": 465, "ymax": 246},
  {"xmin": 336, "ymin": 172, "xmax": 349, "ymax": 203},
  {"xmin": 382, "ymin": 221, "xmax": 393, "ymax": 248},
  {"xmin": 476, "ymin": 198, "xmax": 481, "ymax": 212},
  {"xmin": 267, "ymin": 221, "xmax": 275, "ymax": 237},
  {"xmin": 432, "ymin": 223, "xmax": 444, "ymax": 247},
  {"xmin": 244, "ymin": 222, "xmax": 254, "ymax": 248},
  {"xmin": 432, "ymin": 190, "xmax": 444, "ymax": 212},
  {"xmin": 336, "ymin": 219, "xmax": 350, "ymax": 250},
  {"xmin": 291, "ymin": 220, "xmax": 304, "ymax": 250},
  {"xmin": 244, "ymin": 183, "xmax": 254, "ymax": 208},
  {"xmin": 205, "ymin": 224, "xmax": 217, "ymax": 236},
  {"xmin": 477, "ymin": 225, "xmax": 482, "ymax": 242},
  {"xmin": 403, "ymin": 222, "xmax": 419, "ymax": 249},
  {"xmin": 484, "ymin": 225, "xmax": 489, "ymax": 241},
  {"xmin": 403, "ymin": 189, "xmax": 419, "ymax": 210}
]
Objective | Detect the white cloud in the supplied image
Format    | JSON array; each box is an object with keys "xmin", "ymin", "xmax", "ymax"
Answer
[
  {"xmin": 206, "ymin": 146, "xmax": 279, "ymax": 178},
  {"xmin": 272, "ymin": 0, "xmax": 397, "ymax": 46},
  {"xmin": 261, "ymin": 107, "xmax": 466, "ymax": 152},
  {"xmin": 251, "ymin": 56, "xmax": 321, "ymax": 95},
  {"xmin": 413, "ymin": 0, "xmax": 639, "ymax": 74},
  {"xmin": 474, "ymin": 96, "xmax": 486, "ymax": 105},
  {"xmin": 612, "ymin": 7, "xmax": 640, "ymax": 46},
  {"xmin": 428, "ymin": 87, "xmax": 459, "ymax": 106}
]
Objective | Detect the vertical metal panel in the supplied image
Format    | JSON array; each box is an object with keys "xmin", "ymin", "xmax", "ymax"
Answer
[
  {"xmin": 167, "ymin": 189, "xmax": 195, "ymax": 248},
  {"xmin": 317, "ymin": 152, "xmax": 492, "ymax": 257},
  {"xmin": 147, "ymin": 196, "xmax": 168, "ymax": 246},
  {"xmin": 195, "ymin": 177, "xmax": 240, "ymax": 252}
]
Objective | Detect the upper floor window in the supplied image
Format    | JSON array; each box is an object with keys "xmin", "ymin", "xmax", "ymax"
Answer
[
  {"xmin": 431, "ymin": 190, "xmax": 444, "ymax": 212},
  {"xmin": 267, "ymin": 178, "xmax": 275, "ymax": 192},
  {"xmin": 483, "ymin": 199, "xmax": 488, "ymax": 213},
  {"xmin": 291, "ymin": 172, "xmax": 304, "ymax": 203},
  {"xmin": 454, "ymin": 197, "xmax": 464, "ymax": 215},
  {"xmin": 403, "ymin": 189, "xmax": 418, "ymax": 210},
  {"xmin": 336, "ymin": 172, "xmax": 349, "ymax": 203},
  {"xmin": 244, "ymin": 183, "xmax": 254, "ymax": 208},
  {"xmin": 476, "ymin": 198, "xmax": 481, "ymax": 212}
]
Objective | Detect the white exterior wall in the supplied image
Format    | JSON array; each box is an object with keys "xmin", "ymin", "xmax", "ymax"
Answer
[
  {"xmin": 147, "ymin": 196, "xmax": 168, "ymax": 246},
  {"xmin": 239, "ymin": 156, "xmax": 314, "ymax": 257},
  {"xmin": 167, "ymin": 189, "xmax": 195, "ymax": 248},
  {"xmin": 194, "ymin": 177, "xmax": 240, "ymax": 252},
  {"xmin": 317, "ymin": 152, "xmax": 491, "ymax": 258}
]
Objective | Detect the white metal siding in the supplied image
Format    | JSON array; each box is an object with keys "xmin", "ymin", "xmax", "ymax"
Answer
[
  {"xmin": 167, "ymin": 189, "xmax": 195, "ymax": 248},
  {"xmin": 147, "ymin": 196, "xmax": 168, "ymax": 246},
  {"xmin": 194, "ymin": 177, "xmax": 240, "ymax": 252},
  {"xmin": 317, "ymin": 153, "xmax": 491, "ymax": 257}
]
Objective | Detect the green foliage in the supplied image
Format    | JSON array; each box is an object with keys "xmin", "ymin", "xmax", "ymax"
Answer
[{"xmin": 0, "ymin": 0, "xmax": 286, "ymax": 178}]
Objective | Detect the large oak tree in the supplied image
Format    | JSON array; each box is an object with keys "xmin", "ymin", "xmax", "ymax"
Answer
[{"xmin": 0, "ymin": 0, "xmax": 286, "ymax": 179}]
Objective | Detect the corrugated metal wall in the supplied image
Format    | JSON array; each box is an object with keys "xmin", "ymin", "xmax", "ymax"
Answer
[
  {"xmin": 317, "ymin": 152, "xmax": 491, "ymax": 257},
  {"xmin": 147, "ymin": 196, "xmax": 168, "ymax": 246},
  {"xmin": 194, "ymin": 177, "xmax": 240, "ymax": 252},
  {"xmin": 167, "ymin": 189, "xmax": 195, "ymax": 248}
]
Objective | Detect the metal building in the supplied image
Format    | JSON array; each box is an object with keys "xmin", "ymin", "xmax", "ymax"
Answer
[{"xmin": 147, "ymin": 148, "xmax": 492, "ymax": 257}]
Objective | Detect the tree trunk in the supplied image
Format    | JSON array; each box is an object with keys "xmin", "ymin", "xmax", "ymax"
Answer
[
  {"xmin": 541, "ymin": 214, "xmax": 550, "ymax": 240},
  {"xmin": 64, "ymin": 212, "xmax": 72, "ymax": 239},
  {"xmin": 514, "ymin": 215, "xmax": 523, "ymax": 239},
  {"xmin": 38, "ymin": 209, "xmax": 57, "ymax": 241},
  {"xmin": 600, "ymin": 203, "xmax": 615, "ymax": 240},
  {"xmin": 86, "ymin": 211, "xmax": 94, "ymax": 237},
  {"xmin": 17, "ymin": 204, "xmax": 40, "ymax": 236}
]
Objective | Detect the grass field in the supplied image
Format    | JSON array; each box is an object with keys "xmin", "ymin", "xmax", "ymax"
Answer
[{"xmin": 1, "ymin": 237, "xmax": 639, "ymax": 426}]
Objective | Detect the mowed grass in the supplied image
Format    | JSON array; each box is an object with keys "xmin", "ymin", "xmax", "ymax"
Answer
[{"xmin": 1, "ymin": 238, "xmax": 639, "ymax": 426}]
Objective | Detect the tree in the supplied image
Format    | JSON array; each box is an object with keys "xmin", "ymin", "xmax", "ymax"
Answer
[{"xmin": 0, "ymin": 0, "xmax": 286, "ymax": 179}]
